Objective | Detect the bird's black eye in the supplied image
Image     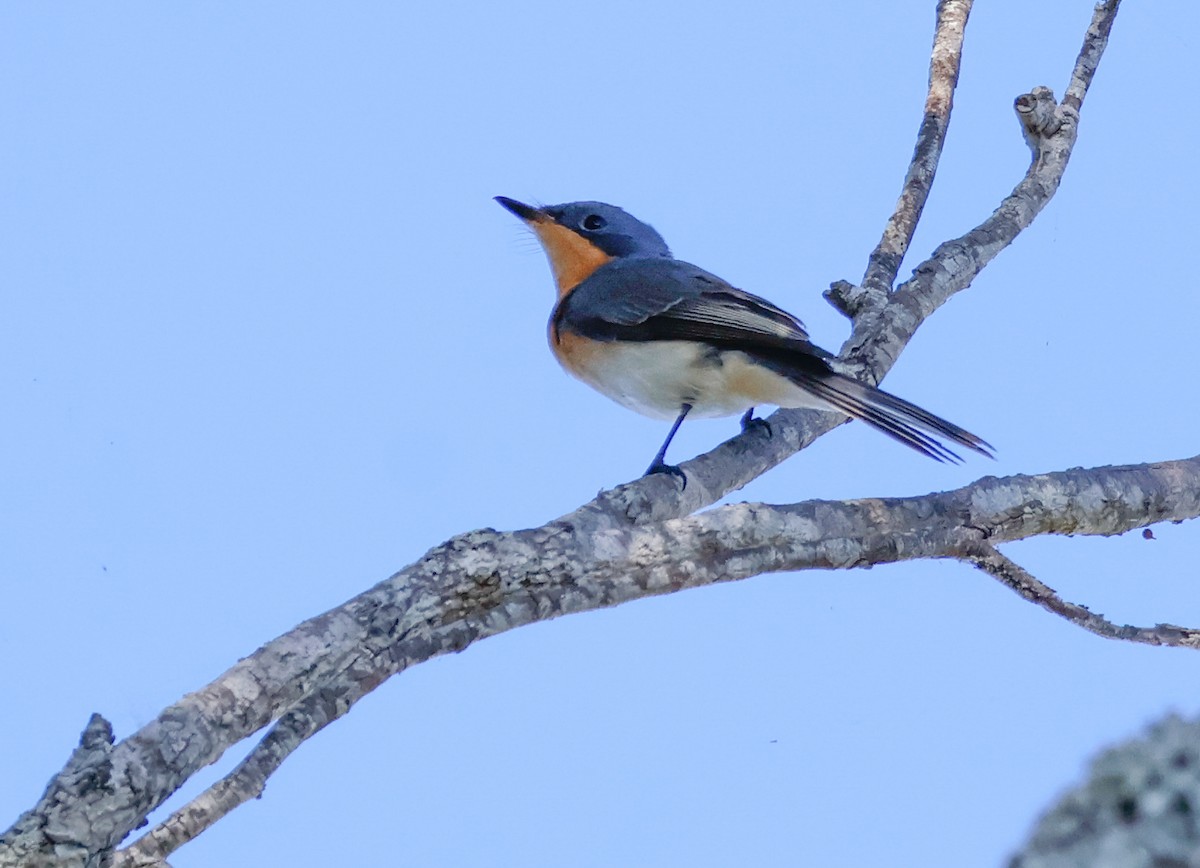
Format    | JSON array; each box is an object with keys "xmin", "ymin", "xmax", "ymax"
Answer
[{"xmin": 581, "ymin": 214, "xmax": 606, "ymax": 231}]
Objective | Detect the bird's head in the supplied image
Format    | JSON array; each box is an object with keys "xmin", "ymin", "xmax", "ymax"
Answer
[{"xmin": 495, "ymin": 197, "xmax": 670, "ymax": 295}]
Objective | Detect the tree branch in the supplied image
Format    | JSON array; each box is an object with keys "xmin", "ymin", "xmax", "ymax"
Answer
[
  {"xmin": 0, "ymin": 716, "xmax": 118, "ymax": 868},
  {"xmin": 856, "ymin": 0, "xmax": 973, "ymax": 306},
  {"xmin": 960, "ymin": 544, "xmax": 1200, "ymax": 648},
  {"xmin": 114, "ymin": 670, "xmax": 372, "ymax": 867},
  {"xmin": 839, "ymin": 0, "xmax": 1122, "ymax": 383},
  {"xmin": 102, "ymin": 455, "xmax": 1200, "ymax": 864},
  {"xmin": 1064, "ymin": 0, "xmax": 1121, "ymax": 112}
]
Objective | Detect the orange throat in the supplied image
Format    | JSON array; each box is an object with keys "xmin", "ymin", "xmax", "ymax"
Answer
[{"xmin": 532, "ymin": 221, "xmax": 614, "ymax": 297}]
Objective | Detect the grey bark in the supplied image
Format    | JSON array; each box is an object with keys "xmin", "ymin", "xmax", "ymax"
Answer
[
  {"xmin": 858, "ymin": 0, "xmax": 972, "ymax": 300},
  {"xmin": 1011, "ymin": 715, "xmax": 1200, "ymax": 868},
  {"xmin": 3, "ymin": 2, "xmax": 1171, "ymax": 867}
]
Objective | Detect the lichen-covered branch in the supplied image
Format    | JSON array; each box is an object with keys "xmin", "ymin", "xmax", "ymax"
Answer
[
  {"xmin": 99, "ymin": 453, "xmax": 1200, "ymax": 866},
  {"xmin": 114, "ymin": 664, "xmax": 378, "ymax": 868},
  {"xmin": 1010, "ymin": 714, "xmax": 1200, "ymax": 867},
  {"xmin": 837, "ymin": 0, "xmax": 1120, "ymax": 383},
  {"xmin": 1064, "ymin": 0, "xmax": 1121, "ymax": 112},
  {"xmin": 961, "ymin": 544, "xmax": 1200, "ymax": 648},
  {"xmin": 857, "ymin": 0, "xmax": 972, "ymax": 303},
  {"xmin": 0, "ymin": 716, "xmax": 119, "ymax": 868}
]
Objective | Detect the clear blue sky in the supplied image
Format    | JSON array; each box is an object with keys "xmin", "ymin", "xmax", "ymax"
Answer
[{"xmin": 3, "ymin": 2, "xmax": 1198, "ymax": 865}]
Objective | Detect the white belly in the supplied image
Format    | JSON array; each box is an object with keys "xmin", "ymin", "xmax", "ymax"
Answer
[{"xmin": 562, "ymin": 340, "xmax": 833, "ymax": 420}]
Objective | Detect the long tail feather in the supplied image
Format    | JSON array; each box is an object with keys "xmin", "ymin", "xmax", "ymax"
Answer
[{"xmin": 791, "ymin": 370, "xmax": 993, "ymax": 463}]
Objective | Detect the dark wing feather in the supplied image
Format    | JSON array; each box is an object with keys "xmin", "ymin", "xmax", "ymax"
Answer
[{"xmin": 559, "ymin": 257, "xmax": 816, "ymax": 351}]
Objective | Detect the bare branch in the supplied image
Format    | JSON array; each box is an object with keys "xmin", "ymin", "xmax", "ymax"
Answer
[
  {"xmin": 1015, "ymin": 86, "xmax": 1062, "ymax": 153},
  {"xmin": 1065, "ymin": 0, "xmax": 1122, "ymax": 111},
  {"xmin": 960, "ymin": 544, "xmax": 1200, "ymax": 648},
  {"xmin": 851, "ymin": 0, "xmax": 973, "ymax": 313},
  {"xmin": 114, "ymin": 671, "xmax": 371, "ymax": 868},
  {"xmin": 839, "ymin": 0, "xmax": 1121, "ymax": 382},
  {"xmin": 0, "ymin": 715, "xmax": 117, "ymax": 868},
  {"xmin": 89, "ymin": 455, "xmax": 1200, "ymax": 862}
]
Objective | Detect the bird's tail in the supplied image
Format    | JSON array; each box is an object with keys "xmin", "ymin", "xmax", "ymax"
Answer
[{"xmin": 788, "ymin": 368, "xmax": 993, "ymax": 463}]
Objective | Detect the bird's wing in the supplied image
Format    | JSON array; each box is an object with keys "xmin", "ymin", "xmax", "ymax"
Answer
[{"xmin": 559, "ymin": 258, "xmax": 817, "ymax": 350}]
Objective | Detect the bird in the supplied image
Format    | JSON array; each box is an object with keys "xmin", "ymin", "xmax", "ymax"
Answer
[{"xmin": 496, "ymin": 196, "xmax": 991, "ymax": 483}]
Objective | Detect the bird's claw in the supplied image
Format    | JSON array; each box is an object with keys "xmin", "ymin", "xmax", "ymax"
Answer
[
  {"xmin": 644, "ymin": 460, "xmax": 688, "ymax": 488},
  {"xmin": 739, "ymin": 408, "xmax": 773, "ymax": 438}
]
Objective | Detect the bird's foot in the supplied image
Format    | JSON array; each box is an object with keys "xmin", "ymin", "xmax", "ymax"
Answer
[
  {"xmin": 644, "ymin": 459, "xmax": 688, "ymax": 489},
  {"xmin": 739, "ymin": 408, "xmax": 772, "ymax": 438}
]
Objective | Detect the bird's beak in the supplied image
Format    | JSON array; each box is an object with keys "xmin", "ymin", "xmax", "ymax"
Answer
[{"xmin": 495, "ymin": 196, "xmax": 546, "ymax": 223}]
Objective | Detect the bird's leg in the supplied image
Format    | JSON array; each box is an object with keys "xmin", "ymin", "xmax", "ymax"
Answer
[
  {"xmin": 739, "ymin": 407, "xmax": 772, "ymax": 438},
  {"xmin": 644, "ymin": 403, "xmax": 692, "ymax": 485}
]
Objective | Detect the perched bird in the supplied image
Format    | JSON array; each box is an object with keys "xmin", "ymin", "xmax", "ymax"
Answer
[{"xmin": 496, "ymin": 197, "xmax": 991, "ymax": 482}]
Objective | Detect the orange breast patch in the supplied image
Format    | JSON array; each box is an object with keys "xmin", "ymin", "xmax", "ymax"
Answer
[{"xmin": 550, "ymin": 327, "xmax": 606, "ymax": 378}]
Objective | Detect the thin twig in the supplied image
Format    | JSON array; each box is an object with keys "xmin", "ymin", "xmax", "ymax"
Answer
[
  {"xmin": 837, "ymin": 0, "xmax": 1122, "ymax": 382},
  {"xmin": 858, "ymin": 0, "xmax": 973, "ymax": 304},
  {"xmin": 1065, "ymin": 0, "xmax": 1121, "ymax": 111},
  {"xmin": 960, "ymin": 543, "xmax": 1200, "ymax": 648}
]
